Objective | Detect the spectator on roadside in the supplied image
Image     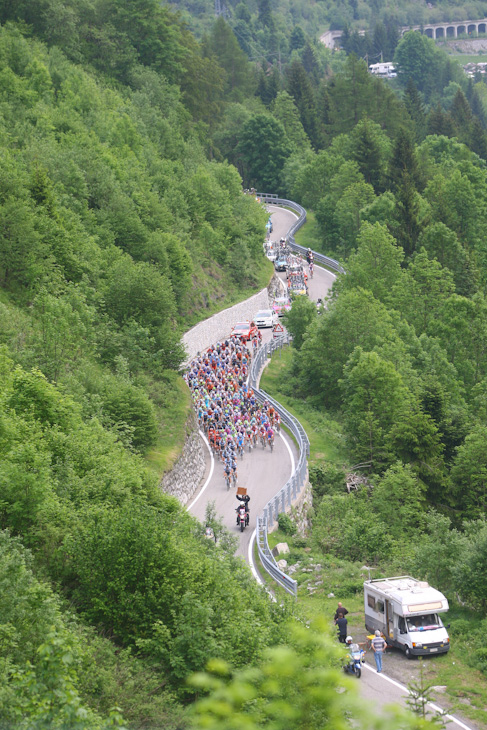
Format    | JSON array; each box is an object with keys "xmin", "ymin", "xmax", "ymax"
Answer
[
  {"xmin": 371, "ymin": 630, "xmax": 387, "ymax": 673},
  {"xmin": 335, "ymin": 614, "xmax": 348, "ymax": 643},
  {"xmin": 334, "ymin": 602, "xmax": 349, "ymax": 621}
]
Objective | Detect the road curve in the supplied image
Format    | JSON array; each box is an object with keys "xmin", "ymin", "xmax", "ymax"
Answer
[
  {"xmin": 188, "ymin": 204, "xmax": 477, "ymax": 730},
  {"xmin": 266, "ymin": 204, "xmax": 337, "ymax": 299},
  {"xmin": 188, "ymin": 206, "xmax": 336, "ymax": 560}
]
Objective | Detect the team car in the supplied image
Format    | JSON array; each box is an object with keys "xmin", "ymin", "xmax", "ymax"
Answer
[
  {"xmin": 274, "ymin": 254, "xmax": 288, "ymax": 272},
  {"xmin": 254, "ymin": 309, "xmax": 279, "ymax": 328},
  {"xmin": 231, "ymin": 321, "xmax": 259, "ymax": 342},
  {"xmin": 272, "ymin": 297, "xmax": 292, "ymax": 317}
]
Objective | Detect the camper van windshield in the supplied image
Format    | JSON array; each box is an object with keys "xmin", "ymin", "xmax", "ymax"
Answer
[{"xmin": 406, "ymin": 614, "xmax": 440, "ymax": 631}]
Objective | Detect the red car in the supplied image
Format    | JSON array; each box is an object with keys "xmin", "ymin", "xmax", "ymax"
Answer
[{"xmin": 231, "ymin": 321, "xmax": 258, "ymax": 342}]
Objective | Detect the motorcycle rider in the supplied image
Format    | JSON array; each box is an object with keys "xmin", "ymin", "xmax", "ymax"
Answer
[
  {"xmin": 236, "ymin": 493, "xmax": 250, "ymax": 525},
  {"xmin": 344, "ymin": 636, "xmax": 364, "ymax": 673}
]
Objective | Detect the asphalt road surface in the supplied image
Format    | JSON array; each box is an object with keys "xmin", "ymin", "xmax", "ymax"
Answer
[
  {"xmin": 188, "ymin": 205, "xmax": 337, "ymax": 561},
  {"xmin": 188, "ymin": 205, "xmax": 477, "ymax": 730},
  {"xmin": 266, "ymin": 204, "xmax": 337, "ymax": 300}
]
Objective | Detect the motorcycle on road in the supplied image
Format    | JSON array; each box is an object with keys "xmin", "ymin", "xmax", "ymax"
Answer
[
  {"xmin": 343, "ymin": 643, "xmax": 365, "ymax": 678},
  {"xmin": 236, "ymin": 504, "xmax": 249, "ymax": 532}
]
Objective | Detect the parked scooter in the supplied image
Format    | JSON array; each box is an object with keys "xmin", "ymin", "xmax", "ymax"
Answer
[{"xmin": 343, "ymin": 637, "xmax": 365, "ymax": 678}]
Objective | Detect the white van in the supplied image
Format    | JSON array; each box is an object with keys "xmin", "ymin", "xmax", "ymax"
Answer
[{"xmin": 364, "ymin": 576, "xmax": 450, "ymax": 658}]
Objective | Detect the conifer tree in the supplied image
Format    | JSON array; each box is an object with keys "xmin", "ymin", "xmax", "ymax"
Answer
[
  {"xmin": 290, "ymin": 26, "xmax": 306, "ymax": 51},
  {"xmin": 316, "ymin": 81, "xmax": 333, "ymax": 148},
  {"xmin": 470, "ymin": 88, "xmax": 486, "ymax": 128},
  {"xmin": 469, "ymin": 117, "xmax": 487, "ymax": 161},
  {"xmin": 301, "ymin": 41, "xmax": 319, "ymax": 85},
  {"xmin": 286, "ymin": 59, "xmax": 318, "ymax": 147},
  {"xmin": 450, "ymin": 88, "xmax": 472, "ymax": 134},
  {"xmin": 426, "ymin": 104, "xmax": 456, "ymax": 137},
  {"xmin": 403, "ymin": 78, "xmax": 426, "ymax": 142},
  {"xmin": 392, "ymin": 172, "xmax": 422, "ymax": 258},
  {"xmin": 257, "ymin": 0, "xmax": 274, "ymax": 30},
  {"xmin": 389, "ymin": 128, "xmax": 424, "ymax": 192},
  {"xmin": 207, "ymin": 17, "xmax": 254, "ymax": 101},
  {"xmin": 351, "ymin": 118, "xmax": 387, "ymax": 192}
]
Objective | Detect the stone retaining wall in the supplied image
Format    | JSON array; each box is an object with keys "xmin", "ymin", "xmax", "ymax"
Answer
[
  {"xmin": 182, "ymin": 271, "xmax": 287, "ymax": 365},
  {"xmin": 159, "ymin": 410, "xmax": 205, "ymax": 506},
  {"xmin": 290, "ymin": 480, "xmax": 313, "ymax": 537},
  {"xmin": 182, "ymin": 287, "xmax": 270, "ymax": 365}
]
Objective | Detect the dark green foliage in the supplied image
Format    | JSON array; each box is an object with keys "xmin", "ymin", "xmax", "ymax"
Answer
[
  {"xmin": 236, "ymin": 114, "xmax": 292, "ymax": 192},
  {"xmin": 65, "ymin": 503, "xmax": 282, "ymax": 681},
  {"xmin": 309, "ymin": 463, "xmax": 346, "ymax": 502},
  {"xmin": 290, "ymin": 26, "xmax": 306, "ymax": 51},
  {"xmin": 403, "ymin": 78, "xmax": 427, "ymax": 142},
  {"xmin": 0, "ymin": 530, "xmax": 119, "ymax": 729},
  {"xmin": 394, "ymin": 32, "xmax": 465, "ymax": 104},
  {"xmin": 312, "ymin": 491, "xmax": 394, "ymax": 563},
  {"xmin": 321, "ymin": 54, "xmax": 406, "ymax": 140},
  {"xmin": 282, "ymin": 295, "xmax": 317, "ymax": 349},
  {"xmin": 6, "ymin": 0, "xmax": 487, "ymax": 723},
  {"xmin": 350, "ymin": 117, "xmax": 390, "ymax": 192},
  {"xmin": 205, "ymin": 17, "xmax": 255, "ymax": 102},
  {"xmin": 388, "ymin": 127, "xmax": 423, "ymax": 192},
  {"xmin": 286, "ymin": 60, "xmax": 318, "ymax": 146},
  {"xmin": 277, "ymin": 512, "xmax": 297, "ymax": 535}
]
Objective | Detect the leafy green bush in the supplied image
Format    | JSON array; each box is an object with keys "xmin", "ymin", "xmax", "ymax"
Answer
[
  {"xmin": 278, "ymin": 512, "xmax": 297, "ymax": 536},
  {"xmin": 309, "ymin": 463, "xmax": 346, "ymax": 501}
]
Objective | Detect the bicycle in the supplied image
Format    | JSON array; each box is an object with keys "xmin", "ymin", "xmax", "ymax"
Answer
[
  {"xmin": 268, "ymin": 436, "xmax": 274, "ymax": 453},
  {"xmin": 238, "ymin": 442, "xmax": 244, "ymax": 460},
  {"xmin": 232, "ymin": 471, "xmax": 238, "ymax": 488},
  {"xmin": 224, "ymin": 472, "xmax": 231, "ymax": 490},
  {"xmin": 261, "ymin": 434, "xmax": 266, "ymax": 449}
]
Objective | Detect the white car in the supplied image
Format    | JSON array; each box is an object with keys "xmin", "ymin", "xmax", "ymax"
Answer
[
  {"xmin": 254, "ymin": 309, "xmax": 278, "ymax": 328},
  {"xmin": 266, "ymin": 249, "xmax": 277, "ymax": 262}
]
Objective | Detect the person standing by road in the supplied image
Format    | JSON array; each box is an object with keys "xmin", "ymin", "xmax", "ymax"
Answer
[
  {"xmin": 371, "ymin": 630, "xmax": 387, "ymax": 673},
  {"xmin": 335, "ymin": 614, "xmax": 348, "ymax": 643},
  {"xmin": 334, "ymin": 602, "xmax": 349, "ymax": 621}
]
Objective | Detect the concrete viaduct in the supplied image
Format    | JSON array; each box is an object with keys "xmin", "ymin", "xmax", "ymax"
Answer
[{"xmin": 320, "ymin": 18, "xmax": 487, "ymax": 48}]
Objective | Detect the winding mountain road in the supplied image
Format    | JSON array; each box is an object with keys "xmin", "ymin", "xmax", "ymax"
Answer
[
  {"xmin": 188, "ymin": 205, "xmax": 477, "ymax": 730},
  {"xmin": 188, "ymin": 205, "xmax": 336, "ymax": 561}
]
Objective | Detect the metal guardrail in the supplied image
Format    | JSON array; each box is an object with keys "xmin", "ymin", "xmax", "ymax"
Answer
[
  {"xmin": 247, "ymin": 194, "xmax": 342, "ymax": 595},
  {"xmin": 257, "ymin": 194, "xmax": 346, "ymax": 275},
  {"xmin": 249, "ymin": 333, "xmax": 310, "ymax": 596}
]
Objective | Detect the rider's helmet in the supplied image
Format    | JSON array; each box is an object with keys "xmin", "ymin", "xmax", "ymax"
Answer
[{"xmin": 346, "ymin": 636, "xmax": 353, "ymax": 644}]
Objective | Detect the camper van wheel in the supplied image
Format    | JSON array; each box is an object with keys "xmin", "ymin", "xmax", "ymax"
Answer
[{"xmin": 404, "ymin": 647, "xmax": 412, "ymax": 659}]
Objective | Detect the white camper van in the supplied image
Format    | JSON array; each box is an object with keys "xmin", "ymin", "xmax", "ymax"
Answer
[{"xmin": 364, "ymin": 576, "xmax": 450, "ymax": 658}]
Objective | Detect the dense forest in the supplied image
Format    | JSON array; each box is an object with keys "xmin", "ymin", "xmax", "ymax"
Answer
[
  {"xmin": 171, "ymin": 0, "xmax": 487, "ymax": 46},
  {"xmin": 1, "ymin": 0, "xmax": 487, "ymax": 726}
]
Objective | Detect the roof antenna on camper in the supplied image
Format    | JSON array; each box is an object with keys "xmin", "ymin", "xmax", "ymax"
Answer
[{"xmin": 362, "ymin": 566, "xmax": 376, "ymax": 581}]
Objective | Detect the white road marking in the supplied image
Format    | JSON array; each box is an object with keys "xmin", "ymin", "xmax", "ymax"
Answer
[
  {"xmin": 248, "ymin": 432, "xmax": 295, "ymax": 589},
  {"xmin": 362, "ymin": 663, "xmax": 475, "ymax": 729},
  {"xmin": 248, "ymin": 528, "xmax": 263, "ymax": 583},
  {"xmin": 187, "ymin": 431, "xmax": 214, "ymax": 510},
  {"xmin": 279, "ymin": 430, "xmax": 295, "ymax": 477}
]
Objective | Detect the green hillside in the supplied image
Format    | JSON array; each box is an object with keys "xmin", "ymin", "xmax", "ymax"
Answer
[{"xmin": 3, "ymin": 0, "xmax": 487, "ymax": 727}]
